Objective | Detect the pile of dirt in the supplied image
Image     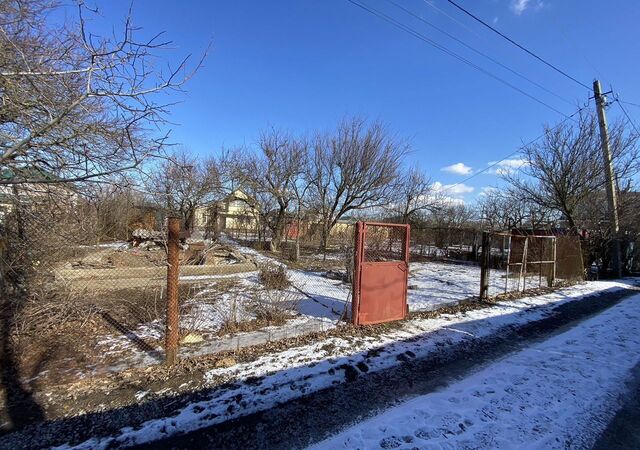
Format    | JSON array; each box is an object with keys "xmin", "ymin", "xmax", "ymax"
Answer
[
  {"xmin": 64, "ymin": 240, "xmax": 255, "ymax": 270},
  {"xmin": 193, "ymin": 242, "xmax": 252, "ymax": 266}
]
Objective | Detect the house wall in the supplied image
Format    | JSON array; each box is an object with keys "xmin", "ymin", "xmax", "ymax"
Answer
[{"xmin": 193, "ymin": 190, "xmax": 259, "ymax": 231}]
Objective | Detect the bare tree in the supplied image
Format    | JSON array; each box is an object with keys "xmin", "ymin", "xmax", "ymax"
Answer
[
  {"xmin": 425, "ymin": 202, "xmax": 476, "ymax": 254},
  {"xmin": 236, "ymin": 129, "xmax": 306, "ymax": 252},
  {"xmin": 505, "ymin": 112, "xmax": 639, "ymax": 231},
  {"xmin": 147, "ymin": 150, "xmax": 220, "ymax": 231},
  {"xmin": 307, "ymin": 118, "xmax": 408, "ymax": 252},
  {"xmin": 291, "ymin": 166, "xmax": 312, "ymax": 261},
  {"xmin": 477, "ymin": 189, "xmax": 555, "ymax": 231},
  {"xmin": 391, "ymin": 166, "xmax": 434, "ymax": 223},
  {"xmin": 80, "ymin": 182, "xmax": 145, "ymax": 242},
  {"xmin": 0, "ymin": 0, "xmax": 204, "ymax": 186},
  {"xmin": 430, "ymin": 203, "xmax": 475, "ymax": 229}
]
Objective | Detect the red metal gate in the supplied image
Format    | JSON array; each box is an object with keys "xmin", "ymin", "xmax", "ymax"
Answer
[{"xmin": 352, "ymin": 222, "xmax": 410, "ymax": 325}]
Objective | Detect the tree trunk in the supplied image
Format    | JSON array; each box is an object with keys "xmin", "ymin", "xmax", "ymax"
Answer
[
  {"xmin": 294, "ymin": 209, "xmax": 301, "ymax": 262},
  {"xmin": 270, "ymin": 207, "xmax": 287, "ymax": 253},
  {"xmin": 319, "ymin": 222, "xmax": 331, "ymax": 259}
]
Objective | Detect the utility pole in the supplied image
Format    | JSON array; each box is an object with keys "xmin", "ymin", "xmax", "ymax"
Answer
[{"xmin": 593, "ymin": 80, "xmax": 622, "ymax": 278}]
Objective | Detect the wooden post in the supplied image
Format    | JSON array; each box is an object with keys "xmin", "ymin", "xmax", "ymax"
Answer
[
  {"xmin": 165, "ymin": 216, "xmax": 180, "ymax": 366},
  {"xmin": 479, "ymin": 231, "xmax": 491, "ymax": 300}
]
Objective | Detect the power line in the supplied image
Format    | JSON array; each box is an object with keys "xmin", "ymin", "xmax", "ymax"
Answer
[
  {"xmin": 615, "ymin": 97, "xmax": 640, "ymax": 136},
  {"xmin": 546, "ymin": 9, "xmax": 606, "ymax": 83},
  {"xmin": 421, "ymin": 0, "xmax": 481, "ymax": 36},
  {"xmin": 619, "ymin": 100, "xmax": 640, "ymax": 109},
  {"xmin": 446, "ymin": 0, "xmax": 592, "ymax": 91},
  {"xmin": 609, "ymin": 87, "xmax": 640, "ymax": 135},
  {"xmin": 346, "ymin": 0, "xmax": 575, "ymax": 120},
  {"xmin": 384, "ymin": 0, "xmax": 574, "ymax": 105},
  {"xmin": 440, "ymin": 104, "xmax": 588, "ymax": 194}
]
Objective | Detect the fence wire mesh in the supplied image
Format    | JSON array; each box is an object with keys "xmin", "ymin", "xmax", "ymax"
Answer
[
  {"xmin": 0, "ymin": 185, "xmax": 589, "ymax": 385},
  {"xmin": 410, "ymin": 226, "xmax": 481, "ymax": 261},
  {"xmin": 363, "ymin": 224, "xmax": 407, "ymax": 262},
  {"xmin": 482, "ymin": 232, "xmax": 584, "ymax": 298}
]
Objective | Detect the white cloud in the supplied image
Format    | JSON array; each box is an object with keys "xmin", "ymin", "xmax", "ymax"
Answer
[
  {"xmin": 432, "ymin": 181, "xmax": 474, "ymax": 197},
  {"xmin": 441, "ymin": 162, "xmax": 473, "ymax": 176},
  {"xmin": 479, "ymin": 186, "xmax": 498, "ymax": 197},
  {"xmin": 510, "ymin": 0, "xmax": 544, "ymax": 15},
  {"xmin": 510, "ymin": 0, "xmax": 530, "ymax": 15},
  {"xmin": 487, "ymin": 158, "xmax": 528, "ymax": 175}
]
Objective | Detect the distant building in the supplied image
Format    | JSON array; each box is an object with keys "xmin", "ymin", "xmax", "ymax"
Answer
[{"xmin": 194, "ymin": 190, "xmax": 259, "ymax": 232}]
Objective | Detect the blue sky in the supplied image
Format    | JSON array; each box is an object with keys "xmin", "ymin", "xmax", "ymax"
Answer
[{"xmin": 88, "ymin": 0, "xmax": 640, "ymax": 203}]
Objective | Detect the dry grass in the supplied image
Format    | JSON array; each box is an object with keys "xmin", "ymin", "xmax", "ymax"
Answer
[
  {"xmin": 258, "ymin": 263, "xmax": 291, "ymax": 290},
  {"xmin": 245, "ymin": 287, "xmax": 298, "ymax": 324}
]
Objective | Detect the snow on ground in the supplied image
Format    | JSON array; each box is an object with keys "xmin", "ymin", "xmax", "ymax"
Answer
[
  {"xmin": 219, "ymin": 234, "xmax": 548, "ymax": 316},
  {"xmin": 89, "ymin": 237, "xmax": 580, "ymax": 376},
  {"xmin": 62, "ymin": 280, "xmax": 639, "ymax": 449},
  {"xmin": 77, "ymin": 241, "xmax": 129, "ymax": 250},
  {"xmin": 218, "ymin": 235, "xmax": 350, "ymax": 320},
  {"xmin": 408, "ymin": 261, "xmax": 541, "ymax": 311},
  {"xmin": 409, "ymin": 262, "xmax": 484, "ymax": 310},
  {"xmin": 311, "ymin": 292, "xmax": 640, "ymax": 450}
]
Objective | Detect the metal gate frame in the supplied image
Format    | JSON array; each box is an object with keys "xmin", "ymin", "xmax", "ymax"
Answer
[{"xmin": 352, "ymin": 221, "xmax": 410, "ymax": 325}]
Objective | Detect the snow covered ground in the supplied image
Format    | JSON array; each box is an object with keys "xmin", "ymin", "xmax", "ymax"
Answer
[
  {"xmin": 221, "ymin": 235, "xmax": 523, "ymax": 316},
  {"xmin": 71, "ymin": 231, "xmax": 564, "ymax": 386},
  {"xmin": 311, "ymin": 292, "xmax": 640, "ymax": 450},
  {"xmin": 89, "ymin": 239, "xmax": 568, "ymax": 375},
  {"xmin": 61, "ymin": 280, "xmax": 639, "ymax": 449}
]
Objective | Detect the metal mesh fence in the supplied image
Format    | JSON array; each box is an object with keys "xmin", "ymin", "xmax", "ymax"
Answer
[
  {"xmin": 0, "ymin": 191, "xmax": 170, "ymax": 355},
  {"xmin": 481, "ymin": 232, "xmax": 584, "ymax": 298},
  {"xmin": 0, "ymin": 188, "xmax": 358, "ymax": 371},
  {"xmin": 0, "ymin": 186, "xmax": 590, "ymax": 384},
  {"xmin": 410, "ymin": 226, "xmax": 481, "ymax": 261},
  {"xmin": 363, "ymin": 224, "xmax": 407, "ymax": 262}
]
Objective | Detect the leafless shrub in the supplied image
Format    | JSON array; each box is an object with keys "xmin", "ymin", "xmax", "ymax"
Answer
[
  {"xmin": 258, "ymin": 263, "xmax": 291, "ymax": 290},
  {"xmin": 215, "ymin": 291, "xmax": 245, "ymax": 335},
  {"xmin": 246, "ymin": 287, "xmax": 299, "ymax": 325},
  {"xmin": 7, "ymin": 286, "xmax": 102, "ymax": 337}
]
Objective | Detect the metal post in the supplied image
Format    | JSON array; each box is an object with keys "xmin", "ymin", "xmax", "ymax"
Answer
[
  {"xmin": 505, "ymin": 235, "xmax": 512, "ymax": 294},
  {"xmin": 352, "ymin": 222, "xmax": 364, "ymax": 325},
  {"xmin": 479, "ymin": 231, "xmax": 491, "ymax": 300},
  {"xmin": 538, "ymin": 238, "xmax": 543, "ymax": 289},
  {"xmin": 165, "ymin": 216, "xmax": 180, "ymax": 366},
  {"xmin": 520, "ymin": 237, "xmax": 528, "ymax": 292},
  {"xmin": 550, "ymin": 237, "xmax": 557, "ymax": 287}
]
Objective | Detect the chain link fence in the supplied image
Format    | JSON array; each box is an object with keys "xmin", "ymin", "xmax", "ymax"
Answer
[
  {"xmin": 480, "ymin": 232, "xmax": 584, "ymax": 299},
  {"xmin": 0, "ymin": 193, "xmax": 356, "ymax": 382},
  {"xmin": 0, "ymin": 186, "xmax": 589, "ymax": 384},
  {"xmin": 410, "ymin": 226, "xmax": 481, "ymax": 261}
]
